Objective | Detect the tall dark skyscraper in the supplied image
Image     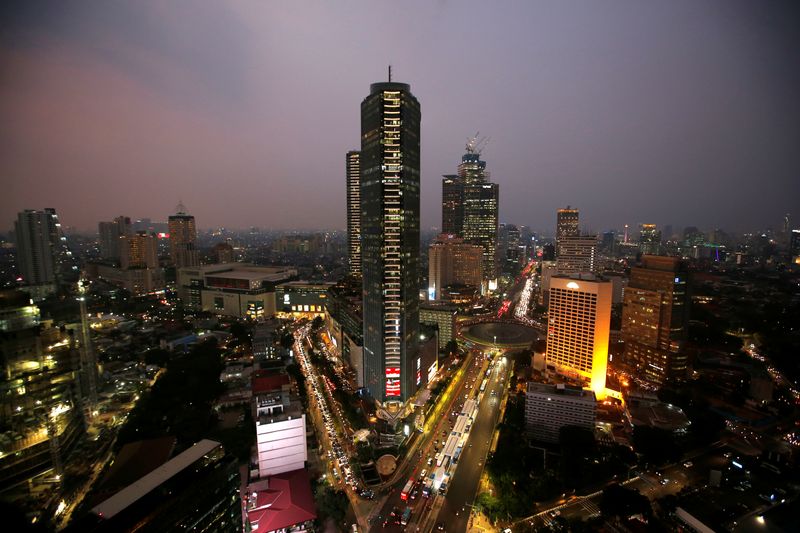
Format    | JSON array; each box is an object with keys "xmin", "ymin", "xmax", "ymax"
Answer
[
  {"xmin": 168, "ymin": 203, "xmax": 199, "ymax": 269},
  {"xmin": 346, "ymin": 150, "xmax": 361, "ymax": 276},
  {"xmin": 360, "ymin": 76, "xmax": 421, "ymax": 404},
  {"xmin": 556, "ymin": 206, "xmax": 580, "ymax": 255},
  {"xmin": 440, "ymin": 141, "xmax": 499, "ymax": 282},
  {"xmin": 14, "ymin": 208, "xmax": 72, "ymax": 293}
]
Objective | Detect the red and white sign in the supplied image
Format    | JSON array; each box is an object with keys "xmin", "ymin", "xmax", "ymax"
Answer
[{"xmin": 385, "ymin": 367, "xmax": 401, "ymax": 378}]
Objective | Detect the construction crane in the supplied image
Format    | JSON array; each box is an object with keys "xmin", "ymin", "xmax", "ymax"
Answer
[{"xmin": 465, "ymin": 131, "xmax": 490, "ymax": 155}]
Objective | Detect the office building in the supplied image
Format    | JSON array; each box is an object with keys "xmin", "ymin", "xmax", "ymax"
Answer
[
  {"xmin": 419, "ymin": 303, "xmax": 457, "ymax": 351},
  {"xmin": 177, "ymin": 264, "xmax": 297, "ymax": 319},
  {"xmin": 346, "ymin": 150, "xmax": 362, "ymax": 276},
  {"xmin": 119, "ymin": 231, "xmax": 158, "ymax": 270},
  {"xmin": 98, "ymin": 216, "xmax": 131, "ymax": 261},
  {"xmin": 427, "ymin": 234, "xmax": 482, "ymax": 300},
  {"xmin": 639, "ymin": 223, "xmax": 662, "ymax": 256},
  {"xmin": 276, "ymin": 281, "xmax": 334, "ymax": 315},
  {"xmin": 790, "ymin": 229, "xmax": 800, "ymax": 265},
  {"xmin": 325, "ymin": 278, "xmax": 364, "ymax": 387},
  {"xmin": 546, "ymin": 275, "xmax": 612, "ymax": 393},
  {"xmin": 359, "ymin": 74, "xmax": 421, "ymax": 404},
  {"xmin": 14, "ymin": 208, "xmax": 72, "ymax": 294},
  {"xmin": 621, "ymin": 255, "xmax": 689, "ymax": 386},
  {"xmin": 556, "ymin": 206, "xmax": 580, "ymax": 253},
  {"xmin": 80, "ymin": 440, "xmax": 242, "ymax": 532},
  {"xmin": 168, "ymin": 204, "xmax": 199, "ymax": 269},
  {"xmin": 252, "ymin": 371, "xmax": 308, "ymax": 478},
  {"xmin": 213, "ymin": 242, "xmax": 235, "ymax": 263},
  {"xmin": 525, "ymin": 382, "xmax": 596, "ymax": 443},
  {"xmin": 86, "ymin": 262, "xmax": 165, "ymax": 296},
  {"xmin": 555, "ymin": 235, "xmax": 597, "ymax": 274},
  {"xmin": 441, "ymin": 175, "xmax": 464, "ymax": 236}
]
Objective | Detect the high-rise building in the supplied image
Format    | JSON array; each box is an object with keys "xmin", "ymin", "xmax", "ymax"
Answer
[
  {"xmin": 546, "ymin": 275, "xmax": 612, "ymax": 394},
  {"xmin": 360, "ymin": 75, "xmax": 421, "ymax": 404},
  {"xmin": 346, "ymin": 150, "xmax": 362, "ymax": 276},
  {"xmin": 98, "ymin": 216, "xmax": 131, "ymax": 261},
  {"xmin": 119, "ymin": 231, "xmax": 158, "ymax": 270},
  {"xmin": 556, "ymin": 206, "xmax": 580, "ymax": 253},
  {"xmin": 168, "ymin": 204, "xmax": 199, "ymax": 269},
  {"xmin": 212, "ymin": 242, "xmax": 234, "ymax": 263},
  {"xmin": 460, "ymin": 149, "xmax": 499, "ymax": 282},
  {"xmin": 441, "ymin": 175, "xmax": 464, "ymax": 236},
  {"xmin": 252, "ymin": 372, "xmax": 307, "ymax": 478},
  {"xmin": 555, "ymin": 235, "xmax": 597, "ymax": 274},
  {"xmin": 621, "ymin": 255, "xmax": 689, "ymax": 386},
  {"xmin": 427, "ymin": 234, "xmax": 482, "ymax": 300},
  {"xmin": 790, "ymin": 229, "xmax": 800, "ymax": 265},
  {"xmin": 525, "ymin": 383, "xmax": 596, "ymax": 443},
  {"xmin": 14, "ymin": 209, "xmax": 72, "ymax": 291},
  {"xmin": 639, "ymin": 223, "xmax": 662, "ymax": 256}
]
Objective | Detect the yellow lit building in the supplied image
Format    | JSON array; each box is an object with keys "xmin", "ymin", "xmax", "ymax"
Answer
[{"xmin": 546, "ymin": 275, "xmax": 612, "ymax": 394}]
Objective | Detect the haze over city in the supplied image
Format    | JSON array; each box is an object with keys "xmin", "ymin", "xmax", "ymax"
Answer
[{"xmin": 2, "ymin": 1, "xmax": 798, "ymax": 232}]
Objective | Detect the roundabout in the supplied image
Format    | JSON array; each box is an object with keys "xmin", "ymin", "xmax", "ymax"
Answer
[{"xmin": 459, "ymin": 320, "xmax": 539, "ymax": 349}]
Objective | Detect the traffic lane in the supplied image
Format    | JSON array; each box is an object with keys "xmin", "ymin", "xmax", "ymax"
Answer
[{"xmin": 434, "ymin": 364, "xmax": 509, "ymax": 532}]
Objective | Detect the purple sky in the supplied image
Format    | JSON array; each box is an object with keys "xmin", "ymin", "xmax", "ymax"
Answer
[{"xmin": 1, "ymin": 1, "xmax": 798, "ymax": 234}]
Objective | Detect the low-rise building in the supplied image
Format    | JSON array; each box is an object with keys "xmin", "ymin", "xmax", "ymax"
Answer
[
  {"xmin": 525, "ymin": 382, "xmax": 596, "ymax": 443},
  {"xmin": 275, "ymin": 281, "xmax": 334, "ymax": 316},
  {"xmin": 252, "ymin": 371, "xmax": 307, "ymax": 478},
  {"xmin": 419, "ymin": 303, "xmax": 457, "ymax": 351}
]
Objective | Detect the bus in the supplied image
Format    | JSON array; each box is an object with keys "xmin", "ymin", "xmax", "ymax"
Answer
[
  {"xmin": 400, "ymin": 478, "xmax": 415, "ymax": 501},
  {"xmin": 480, "ymin": 378, "xmax": 488, "ymax": 392},
  {"xmin": 453, "ymin": 446, "xmax": 463, "ymax": 464},
  {"xmin": 401, "ymin": 507, "xmax": 412, "ymax": 526}
]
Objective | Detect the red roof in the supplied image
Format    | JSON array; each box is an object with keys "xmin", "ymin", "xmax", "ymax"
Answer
[
  {"xmin": 247, "ymin": 469, "xmax": 317, "ymax": 532},
  {"xmin": 252, "ymin": 372, "xmax": 290, "ymax": 395}
]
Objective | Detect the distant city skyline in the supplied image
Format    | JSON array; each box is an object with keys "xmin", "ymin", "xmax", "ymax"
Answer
[{"xmin": 1, "ymin": 1, "xmax": 798, "ymax": 233}]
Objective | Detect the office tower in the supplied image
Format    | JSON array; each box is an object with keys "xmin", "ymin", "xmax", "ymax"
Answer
[
  {"xmin": 503, "ymin": 224, "xmax": 522, "ymax": 273},
  {"xmin": 360, "ymin": 74, "xmax": 421, "ymax": 404},
  {"xmin": 555, "ymin": 235, "xmax": 597, "ymax": 274},
  {"xmin": 601, "ymin": 231, "xmax": 616, "ymax": 254},
  {"xmin": 639, "ymin": 223, "xmax": 662, "ymax": 255},
  {"xmin": 441, "ymin": 175, "xmax": 464, "ymax": 236},
  {"xmin": 79, "ymin": 440, "xmax": 242, "ymax": 532},
  {"xmin": 212, "ymin": 242, "xmax": 234, "ymax": 263},
  {"xmin": 168, "ymin": 204, "xmax": 199, "ymax": 268},
  {"xmin": 556, "ymin": 206, "xmax": 580, "ymax": 254},
  {"xmin": 427, "ymin": 234, "xmax": 482, "ymax": 300},
  {"xmin": 98, "ymin": 216, "xmax": 131, "ymax": 261},
  {"xmin": 621, "ymin": 255, "xmax": 689, "ymax": 386},
  {"xmin": 546, "ymin": 275, "xmax": 612, "ymax": 394},
  {"xmin": 459, "ymin": 147, "xmax": 499, "ymax": 282},
  {"xmin": 14, "ymin": 208, "xmax": 71, "ymax": 290},
  {"xmin": 525, "ymin": 383, "xmax": 596, "ymax": 443},
  {"xmin": 346, "ymin": 150, "xmax": 362, "ymax": 276},
  {"xmin": 119, "ymin": 231, "xmax": 158, "ymax": 270}
]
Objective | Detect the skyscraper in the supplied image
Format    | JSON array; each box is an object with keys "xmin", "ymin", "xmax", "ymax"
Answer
[
  {"xmin": 639, "ymin": 223, "xmax": 662, "ymax": 256},
  {"xmin": 555, "ymin": 235, "xmax": 598, "ymax": 274},
  {"xmin": 547, "ymin": 275, "xmax": 612, "ymax": 394},
  {"xmin": 428, "ymin": 234, "xmax": 482, "ymax": 300},
  {"xmin": 556, "ymin": 206, "xmax": 580, "ymax": 254},
  {"xmin": 621, "ymin": 255, "xmax": 689, "ymax": 386},
  {"xmin": 119, "ymin": 231, "xmax": 158, "ymax": 270},
  {"xmin": 98, "ymin": 216, "xmax": 131, "ymax": 261},
  {"xmin": 360, "ymin": 75, "xmax": 421, "ymax": 404},
  {"xmin": 14, "ymin": 208, "xmax": 71, "ymax": 292},
  {"xmin": 168, "ymin": 204, "xmax": 199, "ymax": 269},
  {"xmin": 346, "ymin": 150, "xmax": 362, "ymax": 276},
  {"xmin": 440, "ymin": 140, "xmax": 499, "ymax": 283}
]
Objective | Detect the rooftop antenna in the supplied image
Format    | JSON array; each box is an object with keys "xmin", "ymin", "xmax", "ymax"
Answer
[
  {"xmin": 388, "ymin": 65, "xmax": 392, "ymax": 82},
  {"xmin": 176, "ymin": 201, "xmax": 187, "ymax": 215}
]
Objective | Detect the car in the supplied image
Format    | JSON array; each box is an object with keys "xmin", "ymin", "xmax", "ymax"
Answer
[
  {"xmin": 683, "ymin": 461, "xmax": 693, "ymax": 468},
  {"xmin": 427, "ymin": 458, "xmax": 434, "ymax": 466},
  {"xmin": 436, "ymin": 522, "xmax": 446, "ymax": 531}
]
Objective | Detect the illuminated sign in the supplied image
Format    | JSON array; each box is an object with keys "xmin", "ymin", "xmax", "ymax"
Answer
[
  {"xmin": 566, "ymin": 281, "xmax": 580, "ymax": 289},
  {"xmin": 157, "ymin": 232, "xmax": 169, "ymax": 239},
  {"xmin": 283, "ymin": 294, "xmax": 290, "ymax": 305},
  {"xmin": 385, "ymin": 379, "xmax": 401, "ymax": 396},
  {"xmin": 385, "ymin": 367, "xmax": 400, "ymax": 378}
]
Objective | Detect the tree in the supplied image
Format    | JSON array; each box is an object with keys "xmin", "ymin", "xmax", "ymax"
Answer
[
  {"xmin": 143, "ymin": 348, "xmax": 170, "ymax": 367},
  {"xmin": 444, "ymin": 339, "xmax": 459, "ymax": 356},
  {"xmin": 314, "ymin": 483, "xmax": 350, "ymax": 526},
  {"xmin": 599, "ymin": 483, "xmax": 652, "ymax": 520},
  {"xmin": 632, "ymin": 426, "xmax": 680, "ymax": 465}
]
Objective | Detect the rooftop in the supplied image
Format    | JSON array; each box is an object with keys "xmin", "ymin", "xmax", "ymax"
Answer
[
  {"xmin": 247, "ymin": 469, "xmax": 317, "ymax": 532},
  {"xmin": 527, "ymin": 382, "xmax": 596, "ymax": 400}
]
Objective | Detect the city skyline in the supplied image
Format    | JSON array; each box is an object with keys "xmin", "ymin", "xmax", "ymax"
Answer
[{"xmin": 2, "ymin": 1, "xmax": 798, "ymax": 233}]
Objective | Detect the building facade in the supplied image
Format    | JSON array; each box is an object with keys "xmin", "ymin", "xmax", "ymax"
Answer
[
  {"xmin": 360, "ymin": 78, "xmax": 421, "ymax": 404},
  {"xmin": 546, "ymin": 275, "xmax": 612, "ymax": 394},
  {"xmin": 621, "ymin": 255, "xmax": 689, "ymax": 386},
  {"xmin": 168, "ymin": 206, "xmax": 199, "ymax": 269},
  {"xmin": 556, "ymin": 206, "xmax": 580, "ymax": 253},
  {"xmin": 525, "ymin": 382, "xmax": 596, "ymax": 443},
  {"xmin": 419, "ymin": 303, "xmax": 457, "ymax": 351},
  {"xmin": 427, "ymin": 234, "xmax": 482, "ymax": 300},
  {"xmin": 119, "ymin": 231, "xmax": 158, "ymax": 270},
  {"xmin": 441, "ymin": 175, "xmax": 464, "ymax": 236},
  {"xmin": 14, "ymin": 208, "xmax": 72, "ymax": 293},
  {"xmin": 639, "ymin": 224, "xmax": 662, "ymax": 256},
  {"xmin": 98, "ymin": 216, "xmax": 131, "ymax": 262},
  {"xmin": 252, "ymin": 374, "xmax": 307, "ymax": 478},
  {"xmin": 346, "ymin": 150, "xmax": 362, "ymax": 276},
  {"xmin": 555, "ymin": 235, "xmax": 598, "ymax": 274}
]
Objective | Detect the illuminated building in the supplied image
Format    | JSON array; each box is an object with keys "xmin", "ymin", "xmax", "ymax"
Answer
[
  {"xmin": 555, "ymin": 234, "xmax": 597, "ymax": 274},
  {"xmin": 790, "ymin": 229, "xmax": 800, "ymax": 265},
  {"xmin": 119, "ymin": 231, "xmax": 158, "ymax": 270},
  {"xmin": 0, "ymin": 290, "xmax": 85, "ymax": 491},
  {"xmin": 360, "ymin": 74, "xmax": 420, "ymax": 404},
  {"xmin": 419, "ymin": 303, "xmax": 457, "ymax": 351},
  {"xmin": 525, "ymin": 383, "xmax": 596, "ymax": 443},
  {"xmin": 98, "ymin": 216, "xmax": 131, "ymax": 261},
  {"xmin": 621, "ymin": 255, "xmax": 689, "ymax": 386},
  {"xmin": 177, "ymin": 264, "xmax": 297, "ymax": 319},
  {"xmin": 14, "ymin": 208, "xmax": 73, "ymax": 296},
  {"xmin": 546, "ymin": 275, "xmax": 612, "ymax": 393},
  {"xmin": 638, "ymin": 223, "xmax": 662, "ymax": 255},
  {"xmin": 80, "ymin": 440, "xmax": 242, "ymax": 532},
  {"xmin": 212, "ymin": 242, "xmax": 234, "ymax": 263},
  {"xmin": 168, "ymin": 203, "xmax": 199, "ymax": 268},
  {"xmin": 325, "ymin": 278, "xmax": 364, "ymax": 387},
  {"xmin": 556, "ymin": 206, "xmax": 580, "ymax": 253},
  {"xmin": 441, "ymin": 175, "xmax": 464, "ymax": 236},
  {"xmin": 346, "ymin": 150, "xmax": 362, "ymax": 276},
  {"xmin": 427, "ymin": 234, "xmax": 482, "ymax": 300},
  {"xmin": 275, "ymin": 281, "xmax": 333, "ymax": 316}
]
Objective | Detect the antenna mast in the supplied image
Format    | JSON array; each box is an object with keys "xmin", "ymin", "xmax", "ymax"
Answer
[{"xmin": 388, "ymin": 65, "xmax": 392, "ymax": 82}]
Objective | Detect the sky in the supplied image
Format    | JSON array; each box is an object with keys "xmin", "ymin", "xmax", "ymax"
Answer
[{"xmin": 1, "ymin": 1, "xmax": 798, "ymax": 235}]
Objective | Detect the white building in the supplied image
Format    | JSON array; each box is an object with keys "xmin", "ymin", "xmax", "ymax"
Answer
[
  {"xmin": 525, "ymin": 382, "xmax": 596, "ymax": 443},
  {"xmin": 253, "ymin": 374, "xmax": 307, "ymax": 478}
]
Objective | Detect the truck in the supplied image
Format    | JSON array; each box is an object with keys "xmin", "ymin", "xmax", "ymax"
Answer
[{"xmin": 400, "ymin": 507, "xmax": 412, "ymax": 526}]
